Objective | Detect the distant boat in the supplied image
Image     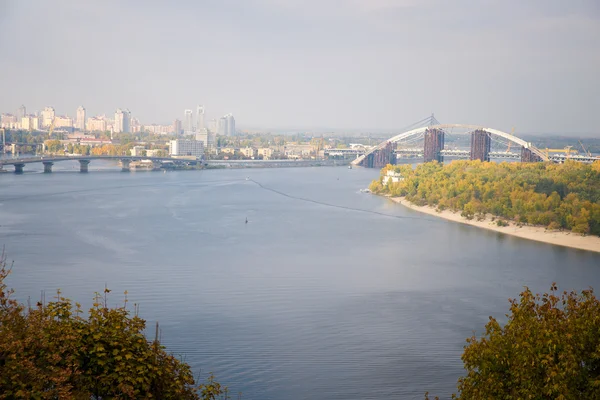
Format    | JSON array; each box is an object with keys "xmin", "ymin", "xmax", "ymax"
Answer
[
  {"xmin": 245, "ymin": 217, "xmax": 248, "ymax": 224},
  {"xmin": 348, "ymin": 165, "xmax": 352, "ymax": 169},
  {"xmin": 360, "ymin": 188, "xmax": 371, "ymax": 193},
  {"xmin": 246, "ymin": 176, "xmax": 250, "ymax": 180}
]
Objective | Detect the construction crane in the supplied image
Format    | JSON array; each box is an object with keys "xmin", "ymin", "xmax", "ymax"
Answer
[
  {"xmin": 48, "ymin": 117, "xmax": 56, "ymax": 138},
  {"xmin": 506, "ymin": 127, "xmax": 515, "ymax": 152},
  {"xmin": 544, "ymin": 146, "xmax": 578, "ymax": 160},
  {"xmin": 579, "ymin": 140, "xmax": 592, "ymax": 157}
]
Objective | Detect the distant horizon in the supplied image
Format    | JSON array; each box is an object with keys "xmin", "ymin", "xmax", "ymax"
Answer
[
  {"xmin": 3, "ymin": 102, "xmax": 599, "ymax": 138},
  {"xmin": 1, "ymin": 1, "xmax": 598, "ymax": 136}
]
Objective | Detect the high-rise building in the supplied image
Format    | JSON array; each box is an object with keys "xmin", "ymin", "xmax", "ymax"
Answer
[
  {"xmin": 86, "ymin": 116, "xmax": 107, "ymax": 132},
  {"xmin": 226, "ymin": 113, "xmax": 236, "ymax": 136},
  {"xmin": 208, "ymin": 119, "xmax": 218, "ymax": 133},
  {"xmin": 54, "ymin": 116, "xmax": 73, "ymax": 128},
  {"xmin": 1, "ymin": 114, "xmax": 17, "ymax": 128},
  {"xmin": 218, "ymin": 113, "xmax": 236, "ymax": 136},
  {"xmin": 114, "ymin": 109, "xmax": 131, "ymax": 133},
  {"xmin": 196, "ymin": 105, "xmax": 205, "ymax": 132},
  {"xmin": 173, "ymin": 119, "xmax": 182, "ymax": 135},
  {"xmin": 41, "ymin": 106, "xmax": 55, "ymax": 127},
  {"xmin": 17, "ymin": 105, "xmax": 26, "ymax": 120},
  {"xmin": 76, "ymin": 106, "xmax": 86, "ymax": 131},
  {"xmin": 194, "ymin": 128, "xmax": 215, "ymax": 156},
  {"xmin": 183, "ymin": 110, "xmax": 194, "ymax": 133},
  {"xmin": 130, "ymin": 117, "xmax": 141, "ymax": 133},
  {"xmin": 21, "ymin": 116, "xmax": 37, "ymax": 131},
  {"xmin": 195, "ymin": 128, "xmax": 207, "ymax": 146},
  {"xmin": 218, "ymin": 116, "xmax": 227, "ymax": 136}
]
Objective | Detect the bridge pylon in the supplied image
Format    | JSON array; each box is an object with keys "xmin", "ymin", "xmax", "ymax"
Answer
[
  {"xmin": 470, "ymin": 130, "xmax": 491, "ymax": 162},
  {"xmin": 424, "ymin": 128, "xmax": 445, "ymax": 162}
]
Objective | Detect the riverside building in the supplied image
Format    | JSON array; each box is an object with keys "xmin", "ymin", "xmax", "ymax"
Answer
[{"xmin": 169, "ymin": 139, "xmax": 204, "ymax": 158}]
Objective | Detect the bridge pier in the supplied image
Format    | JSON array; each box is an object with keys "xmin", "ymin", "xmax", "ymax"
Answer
[
  {"xmin": 470, "ymin": 130, "xmax": 491, "ymax": 161},
  {"xmin": 42, "ymin": 161, "xmax": 54, "ymax": 173},
  {"xmin": 120, "ymin": 159, "xmax": 131, "ymax": 172},
  {"xmin": 78, "ymin": 159, "xmax": 90, "ymax": 173},
  {"xmin": 14, "ymin": 163, "xmax": 25, "ymax": 174},
  {"xmin": 521, "ymin": 147, "xmax": 542, "ymax": 163},
  {"xmin": 423, "ymin": 128, "xmax": 445, "ymax": 163}
]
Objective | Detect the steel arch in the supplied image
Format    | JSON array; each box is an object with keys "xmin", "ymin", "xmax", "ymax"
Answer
[{"xmin": 352, "ymin": 124, "xmax": 548, "ymax": 165}]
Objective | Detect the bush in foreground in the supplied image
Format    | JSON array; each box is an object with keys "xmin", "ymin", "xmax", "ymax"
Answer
[
  {"xmin": 427, "ymin": 284, "xmax": 600, "ymax": 399},
  {"xmin": 0, "ymin": 252, "xmax": 226, "ymax": 399}
]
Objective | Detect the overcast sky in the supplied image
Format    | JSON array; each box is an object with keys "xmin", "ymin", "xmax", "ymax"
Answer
[{"xmin": 0, "ymin": 0, "xmax": 599, "ymax": 134}]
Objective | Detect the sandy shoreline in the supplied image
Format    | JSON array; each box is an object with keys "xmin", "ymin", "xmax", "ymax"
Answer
[{"xmin": 389, "ymin": 197, "xmax": 600, "ymax": 253}]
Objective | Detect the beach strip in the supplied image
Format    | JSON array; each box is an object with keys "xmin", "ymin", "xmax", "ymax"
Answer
[{"xmin": 390, "ymin": 197, "xmax": 600, "ymax": 253}]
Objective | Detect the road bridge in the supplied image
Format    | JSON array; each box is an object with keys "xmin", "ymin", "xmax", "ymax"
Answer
[
  {"xmin": 0, "ymin": 155, "xmax": 346, "ymax": 174},
  {"xmin": 353, "ymin": 121, "xmax": 550, "ymax": 168},
  {"xmin": 351, "ymin": 117, "xmax": 599, "ymax": 168},
  {"xmin": 0, "ymin": 155, "xmax": 199, "ymax": 174},
  {"xmin": 323, "ymin": 148, "xmax": 366, "ymax": 157}
]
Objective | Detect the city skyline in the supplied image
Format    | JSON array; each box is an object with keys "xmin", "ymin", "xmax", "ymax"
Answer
[
  {"xmin": 0, "ymin": 103, "xmax": 237, "ymax": 135},
  {"xmin": 0, "ymin": 1, "xmax": 599, "ymax": 134}
]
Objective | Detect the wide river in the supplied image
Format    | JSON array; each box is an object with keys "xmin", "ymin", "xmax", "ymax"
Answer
[{"xmin": 1, "ymin": 161, "xmax": 599, "ymax": 399}]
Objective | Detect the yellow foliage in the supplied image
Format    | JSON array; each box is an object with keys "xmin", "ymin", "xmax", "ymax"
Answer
[{"xmin": 374, "ymin": 160, "xmax": 600, "ymax": 236}]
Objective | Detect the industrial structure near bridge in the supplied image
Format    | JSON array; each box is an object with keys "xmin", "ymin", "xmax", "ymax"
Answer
[{"xmin": 352, "ymin": 116, "xmax": 598, "ymax": 168}]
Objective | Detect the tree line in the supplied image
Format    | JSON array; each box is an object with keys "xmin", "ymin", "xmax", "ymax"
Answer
[
  {"xmin": 0, "ymin": 252, "xmax": 227, "ymax": 399},
  {"xmin": 370, "ymin": 160, "xmax": 600, "ymax": 236}
]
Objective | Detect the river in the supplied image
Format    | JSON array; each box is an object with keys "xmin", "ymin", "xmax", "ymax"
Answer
[{"xmin": 1, "ymin": 161, "xmax": 599, "ymax": 399}]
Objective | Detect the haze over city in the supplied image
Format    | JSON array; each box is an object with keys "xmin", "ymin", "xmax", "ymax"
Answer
[{"xmin": 0, "ymin": 0, "xmax": 598, "ymax": 134}]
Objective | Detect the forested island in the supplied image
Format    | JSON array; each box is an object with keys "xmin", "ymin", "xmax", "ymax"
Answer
[{"xmin": 370, "ymin": 160, "xmax": 600, "ymax": 238}]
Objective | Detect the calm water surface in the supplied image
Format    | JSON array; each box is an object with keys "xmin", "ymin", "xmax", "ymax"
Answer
[{"xmin": 1, "ymin": 162, "xmax": 599, "ymax": 399}]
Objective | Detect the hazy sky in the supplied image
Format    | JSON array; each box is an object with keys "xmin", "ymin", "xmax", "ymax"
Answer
[{"xmin": 1, "ymin": 0, "xmax": 599, "ymax": 133}]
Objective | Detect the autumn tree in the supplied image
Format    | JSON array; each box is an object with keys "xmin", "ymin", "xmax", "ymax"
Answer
[
  {"xmin": 0, "ymin": 251, "xmax": 227, "ymax": 399},
  {"xmin": 370, "ymin": 160, "xmax": 600, "ymax": 236},
  {"xmin": 44, "ymin": 139, "xmax": 63, "ymax": 153},
  {"xmin": 426, "ymin": 284, "xmax": 600, "ymax": 399}
]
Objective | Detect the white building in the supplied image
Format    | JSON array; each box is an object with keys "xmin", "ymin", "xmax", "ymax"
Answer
[
  {"xmin": 145, "ymin": 124, "xmax": 172, "ymax": 135},
  {"xmin": 195, "ymin": 128, "xmax": 208, "ymax": 147},
  {"xmin": 227, "ymin": 114, "xmax": 235, "ymax": 136},
  {"xmin": 208, "ymin": 118, "xmax": 218, "ymax": 133},
  {"xmin": 131, "ymin": 145, "xmax": 146, "ymax": 157},
  {"xmin": 146, "ymin": 149, "xmax": 164, "ymax": 157},
  {"xmin": 384, "ymin": 170, "xmax": 404, "ymax": 184},
  {"xmin": 183, "ymin": 109, "xmax": 194, "ymax": 133},
  {"xmin": 169, "ymin": 139, "xmax": 204, "ymax": 158},
  {"xmin": 41, "ymin": 106, "xmax": 55, "ymax": 127},
  {"xmin": 54, "ymin": 116, "xmax": 73, "ymax": 128},
  {"xmin": 258, "ymin": 147, "xmax": 273, "ymax": 160},
  {"xmin": 76, "ymin": 106, "xmax": 86, "ymax": 131},
  {"xmin": 21, "ymin": 116, "xmax": 40, "ymax": 131},
  {"xmin": 114, "ymin": 109, "xmax": 131, "ymax": 133},
  {"xmin": 1, "ymin": 114, "xmax": 16, "ymax": 128},
  {"xmin": 196, "ymin": 105, "xmax": 205, "ymax": 131},
  {"xmin": 86, "ymin": 116, "xmax": 107, "ymax": 132},
  {"xmin": 218, "ymin": 116, "xmax": 227, "ymax": 136},
  {"xmin": 241, "ymin": 147, "xmax": 256, "ymax": 158},
  {"xmin": 221, "ymin": 113, "xmax": 235, "ymax": 136},
  {"xmin": 194, "ymin": 128, "xmax": 216, "ymax": 155}
]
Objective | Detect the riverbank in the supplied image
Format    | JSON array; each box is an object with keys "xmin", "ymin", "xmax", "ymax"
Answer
[{"xmin": 390, "ymin": 196, "xmax": 600, "ymax": 253}]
